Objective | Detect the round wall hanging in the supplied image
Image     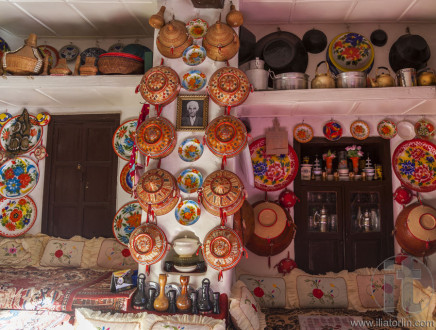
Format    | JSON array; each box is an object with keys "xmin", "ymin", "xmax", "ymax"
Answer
[
  {"xmin": 120, "ymin": 163, "xmax": 133, "ymax": 194},
  {"xmin": 178, "ymin": 137, "xmax": 204, "ymax": 162},
  {"xmin": 249, "ymin": 137, "xmax": 298, "ymax": 192},
  {"xmin": 415, "ymin": 119, "xmax": 435, "ymax": 140},
  {"xmin": 112, "ymin": 201, "xmax": 143, "ymax": 246},
  {"xmin": 0, "ymin": 157, "xmax": 39, "ymax": 199},
  {"xmin": 293, "ymin": 123, "xmax": 313, "ymax": 143},
  {"xmin": 112, "ymin": 119, "xmax": 137, "ymax": 161},
  {"xmin": 350, "ymin": 120, "xmax": 370, "ymax": 140},
  {"xmin": 0, "ymin": 115, "xmax": 43, "ymax": 155},
  {"xmin": 377, "ymin": 120, "xmax": 397, "ymax": 139},
  {"xmin": 208, "ymin": 67, "xmax": 250, "ymax": 108},
  {"xmin": 186, "ymin": 18, "xmax": 208, "ymax": 39},
  {"xmin": 181, "ymin": 70, "xmax": 207, "ymax": 91},
  {"xmin": 59, "ymin": 44, "xmax": 80, "ymax": 62},
  {"xmin": 0, "ymin": 196, "xmax": 37, "ymax": 237},
  {"xmin": 0, "ymin": 113, "xmax": 12, "ymax": 127},
  {"xmin": 177, "ymin": 168, "xmax": 203, "ymax": 194},
  {"xmin": 129, "ymin": 223, "xmax": 168, "ymax": 266},
  {"xmin": 323, "ymin": 120, "xmax": 343, "ymax": 141},
  {"xmin": 392, "ymin": 139, "xmax": 436, "ymax": 192},
  {"xmin": 182, "ymin": 45, "xmax": 207, "ymax": 66},
  {"xmin": 38, "ymin": 45, "xmax": 60, "ymax": 68},
  {"xmin": 175, "ymin": 199, "xmax": 201, "ymax": 226}
]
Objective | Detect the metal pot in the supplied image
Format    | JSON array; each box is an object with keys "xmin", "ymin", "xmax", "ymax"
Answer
[
  {"xmin": 311, "ymin": 61, "xmax": 335, "ymax": 89},
  {"xmin": 417, "ymin": 68, "xmax": 436, "ymax": 86},
  {"xmin": 369, "ymin": 66, "xmax": 395, "ymax": 87},
  {"xmin": 270, "ymin": 71, "xmax": 309, "ymax": 90},
  {"xmin": 336, "ymin": 71, "xmax": 367, "ymax": 88},
  {"xmin": 245, "ymin": 68, "xmax": 268, "ymax": 90}
]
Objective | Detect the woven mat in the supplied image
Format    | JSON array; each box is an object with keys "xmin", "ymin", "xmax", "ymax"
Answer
[{"xmin": 298, "ymin": 315, "xmax": 368, "ymax": 330}]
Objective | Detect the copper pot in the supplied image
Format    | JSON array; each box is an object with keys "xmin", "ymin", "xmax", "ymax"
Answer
[
  {"xmin": 311, "ymin": 61, "xmax": 335, "ymax": 89},
  {"xmin": 203, "ymin": 21, "xmax": 240, "ymax": 61},
  {"xmin": 157, "ymin": 19, "xmax": 193, "ymax": 58}
]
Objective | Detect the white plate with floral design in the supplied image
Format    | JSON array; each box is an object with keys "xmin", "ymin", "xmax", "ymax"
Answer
[
  {"xmin": 0, "ymin": 157, "xmax": 39, "ymax": 199},
  {"xmin": 293, "ymin": 123, "xmax": 313, "ymax": 143},
  {"xmin": 112, "ymin": 201, "xmax": 143, "ymax": 246},
  {"xmin": 377, "ymin": 120, "xmax": 397, "ymax": 139},
  {"xmin": 177, "ymin": 168, "xmax": 203, "ymax": 194},
  {"xmin": 350, "ymin": 120, "xmax": 370, "ymax": 140},
  {"xmin": 112, "ymin": 119, "xmax": 137, "ymax": 161},
  {"xmin": 0, "ymin": 196, "xmax": 37, "ymax": 237},
  {"xmin": 186, "ymin": 18, "xmax": 208, "ymax": 39},
  {"xmin": 0, "ymin": 115, "xmax": 43, "ymax": 155},
  {"xmin": 182, "ymin": 45, "xmax": 206, "ymax": 66},
  {"xmin": 178, "ymin": 138, "xmax": 204, "ymax": 162}
]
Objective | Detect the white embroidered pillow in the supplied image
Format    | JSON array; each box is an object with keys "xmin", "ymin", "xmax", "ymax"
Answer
[
  {"xmin": 40, "ymin": 239, "xmax": 84, "ymax": 267},
  {"xmin": 75, "ymin": 308, "xmax": 145, "ymax": 330},
  {"xmin": 230, "ymin": 280, "xmax": 266, "ymax": 330},
  {"xmin": 239, "ymin": 274, "xmax": 286, "ymax": 308},
  {"xmin": 97, "ymin": 238, "xmax": 137, "ymax": 269},
  {"xmin": 0, "ymin": 236, "xmax": 45, "ymax": 267}
]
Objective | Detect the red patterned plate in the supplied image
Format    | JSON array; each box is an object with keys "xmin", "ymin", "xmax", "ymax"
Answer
[
  {"xmin": 208, "ymin": 67, "xmax": 250, "ymax": 108},
  {"xmin": 392, "ymin": 139, "xmax": 436, "ymax": 192},
  {"xmin": 202, "ymin": 226, "xmax": 243, "ymax": 273},
  {"xmin": 323, "ymin": 120, "xmax": 343, "ymax": 141},
  {"xmin": 129, "ymin": 223, "xmax": 168, "ymax": 265},
  {"xmin": 38, "ymin": 45, "xmax": 60, "ymax": 68},
  {"xmin": 120, "ymin": 163, "xmax": 133, "ymax": 194},
  {"xmin": 249, "ymin": 137, "xmax": 299, "ymax": 191},
  {"xmin": 350, "ymin": 120, "xmax": 370, "ymax": 140}
]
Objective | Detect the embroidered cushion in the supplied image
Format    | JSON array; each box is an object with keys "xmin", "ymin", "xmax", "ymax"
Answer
[
  {"xmin": 0, "ymin": 236, "xmax": 46, "ymax": 267},
  {"xmin": 75, "ymin": 308, "xmax": 145, "ymax": 330},
  {"xmin": 80, "ymin": 236, "xmax": 105, "ymax": 269},
  {"xmin": 40, "ymin": 239, "xmax": 85, "ymax": 267},
  {"xmin": 285, "ymin": 268, "xmax": 350, "ymax": 309},
  {"xmin": 239, "ymin": 274, "xmax": 286, "ymax": 308},
  {"xmin": 143, "ymin": 313, "xmax": 226, "ymax": 329},
  {"xmin": 229, "ymin": 280, "xmax": 266, "ymax": 330},
  {"xmin": 97, "ymin": 238, "xmax": 137, "ymax": 269}
]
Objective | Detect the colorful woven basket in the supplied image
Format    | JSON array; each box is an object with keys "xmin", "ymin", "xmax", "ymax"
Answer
[{"xmin": 98, "ymin": 52, "xmax": 144, "ymax": 75}]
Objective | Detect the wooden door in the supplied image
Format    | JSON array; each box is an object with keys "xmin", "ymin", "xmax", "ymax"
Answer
[{"xmin": 42, "ymin": 114, "xmax": 119, "ymax": 239}]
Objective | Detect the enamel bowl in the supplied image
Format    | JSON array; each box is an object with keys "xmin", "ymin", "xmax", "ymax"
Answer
[{"xmin": 172, "ymin": 237, "xmax": 200, "ymax": 258}]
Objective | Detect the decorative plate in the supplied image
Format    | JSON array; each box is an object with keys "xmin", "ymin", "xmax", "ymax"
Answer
[
  {"xmin": 36, "ymin": 112, "xmax": 51, "ymax": 126},
  {"xmin": 323, "ymin": 120, "xmax": 343, "ymax": 141},
  {"xmin": 33, "ymin": 145, "xmax": 47, "ymax": 161},
  {"xmin": 0, "ymin": 113, "xmax": 12, "ymax": 127},
  {"xmin": 186, "ymin": 18, "xmax": 209, "ymax": 39},
  {"xmin": 397, "ymin": 120, "xmax": 416, "ymax": 140},
  {"xmin": 139, "ymin": 66, "xmax": 180, "ymax": 106},
  {"xmin": 293, "ymin": 123, "xmax": 313, "ymax": 143},
  {"xmin": 175, "ymin": 200, "xmax": 201, "ymax": 226},
  {"xmin": 108, "ymin": 42, "xmax": 125, "ymax": 53},
  {"xmin": 112, "ymin": 119, "xmax": 137, "ymax": 161},
  {"xmin": 128, "ymin": 223, "xmax": 168, "ymax": 265},
  {"xmin": 350, "ymin": 120, "xmax": 370, "ymax": 140},
  {"xmin": 120, "ymin": 163, "xmax": 133, "ymax": 194},
  {"xmin": 178, "ymin": 137, "xmax": 204, "ymax": 162},
  {"xmin": 0, "ymin": 37, "xmax": 10, "ymax": 58},
  {"xmin": 202, "ymin": 226, "xmax": 243, "ymax": 272},
  {"xmin": 208, "ymin": 67, "xmax": 251, "ymax": 108},
  {"xmin": 182, "ymin": 70, "xmax": 207, "ymax": 91},
  {"xmin": 177, "ymin": 168, "xmax": 203, "ymax": 193},
  {"xmin": 38, "ymin": 45, "xmax": 60, "ymax": 68},
  {"xmin": 205, "ymin": 115, "xmax": 247, "ymax": 158},
  {"xmin": 0, "ymin": 196, "xmax": 37, "ymax": 237},
  {"xmin": 392, "ymin": 139, "xmax": 436, "ymax": 192},
  {"xmin": 136, "ymin": 168, "xmax": 178, "ymax": 207},
  {"xmin": 415, "ymin": 119, "xmax": 435, "ymax": 140},
  {"xmin": 59, "ymin": 44, "xmax": 80, "ymax": 62},
  {"xmin": 80, "ymin": 47, "xmax": 107, "ymax": 65},
  {"xmin": 0, "ymin": 115, "xmax": 43, "ymax": 155},
  {"xmin": 0, "ymin": 157, "xmax": 39, "ymax": 199},
  {"xmin": 112, "ymin": 201, "xmax": 143, "ymax": 246},
  {"xmin": 250, "ymin": 137, "xmax": 299, "ymax": 192},
  {"xmin": 182, "ymin": 45, "xmax": 207, "ymax": 66},
  {"xmin": 377, "ymin": 120, "xmax": 397, "ymax": 139},
  {"xmin": 327, "ymin": 32, "xmax": 374, "ymax": 75},
  {"xmin": 136, "ymin": 117, "xmax": 176, "ymax": 159}
]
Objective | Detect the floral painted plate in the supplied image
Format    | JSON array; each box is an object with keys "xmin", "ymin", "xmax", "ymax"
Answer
[
  {"xmin": 175, "ymin": 200, "xmax": 201, "ymax": 226},
  {"xmin": 120, "ymin": 163, "xmax": 133, "ymax": 194},
  {"xmin": 350, "ymin": 120, "xmax": 370, "ymax": 140},
  {"xmin": 36, "ymin": 112, "xmax": 51, "ymax": 126},
  {"xmin": 182, "ymin": 45, "xmax": 206, "ymax": 66},
  {"xmin": 0, "ymin": 115, "xmax": 43, "ymax": 155},
  {"xmin": 181, "ymin": 70, "xmax": 207, "ymax": 91},
  {"xmin": 59, "ymin": 44, "xmax": 80, "ymax": 62},
  {"xmin": 250, "ymin": 137, "xmax": 299, "ymax": 192},
  {"xmin": 415, "ymin": 119, "xmax": 435, "ymax": 140},
  {"xmin": 0, "ymin": 37, "xmax": 10, "ymax": 58},
  {"xmin": 397, "ymin": 120, "xmax": 416, "ymax": 140},
  {"xmin": 38, "ymin": 45, "xmax": 60, "ymax": 68},
  {"xmin": 392, "ymin": 139, "xmax": 436, "ymax": 192},
  {"xmin": 0, "ymin": 196, "xmax": 37, "ymax": 237},
  {"xmin": 112, "ymin": 201, "xmax": 143, "ymax": 246},
  {"xmin": 0, "ymin": 157, "xmax": 39, "ymax": 199},
  {"xmin": 177, "ymin": 168, "xmax": 203, "ymax": 194},
  {"xmin": 0, "ymin": 113, "xmax": 12, "ymax": 127},
  {"xmin": 377, "ymin": 120, "xmax": 397, "ymax": 139},
  {"xmin": 178, "ymin": 137, "xmax": 204, "ymax": 162},
  {"xmin": 186, "ymin": 18, "xmax": 208, "ymax": 39},
  {"xmin": 112, "ymin": 119, "xmax": 137, "ymax": 161},
  {"xmin": 293, "ymin": 123, "xmax": 313, "ymax": 143},
  {"xmin": 323, "ymin": 120, "xmax": 343, "ymax": 141}
]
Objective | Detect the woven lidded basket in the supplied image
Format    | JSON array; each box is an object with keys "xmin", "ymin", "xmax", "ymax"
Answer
[
  {"xmin": 3, "ymin": 33, "xmax": 43, "ymax": 75},
  {"xmin": 98, "ymin": 52, "xmax": 144, "ymax": 75}
]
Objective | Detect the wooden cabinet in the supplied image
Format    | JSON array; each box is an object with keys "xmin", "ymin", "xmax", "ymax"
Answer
[{"xmin": 293, "ymin": 137, "xmax": 394, "ymax": 274}]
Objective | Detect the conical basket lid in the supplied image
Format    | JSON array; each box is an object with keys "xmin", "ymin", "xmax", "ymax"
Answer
[
  {"xmin": 137, "ymin": 168, "xmax": 176, "ymax": 206},
  {"xmin": 205, "ymin": 21, "xmax": 236, "ymax": 47},
  {"xmin": 158, "ymin": 20, "xmax": 189, "ymax": 48}
]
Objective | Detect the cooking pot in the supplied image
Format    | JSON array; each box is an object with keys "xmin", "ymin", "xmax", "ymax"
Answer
[
  {"xmin": 311, "ymin": 61, "xmax": 335, "ymax": 89},
  {"xmin": 369, "ymin": 66, "xmax": 395, "ymax": 88},
  {"xmin": 270, "ymin": 71, "xmax": 309, "ymax": 90},
  {"xmin": 417, "ymin": 68, "xmax": 436, "ymax": 86},
  {"xmin": 245, "ymin": 69, "xmax": 268, "ymax": 90},
  {"xmin": 248, "ymin": 57, "xmax": 264, "ymax": 70},
  {"xmin": 203, "ymin": 20, "xmax": 240, "ymax": 62},
  {"xmin": 336, "ymin": 71, "xmax": 367, "ymax": 88},
  {"xmin": 157, "ymin": 19, "xmax": 193, "ymax": 58},
  {"xmin": 396, "ymin": 68, "xmax": 417, "ymax": 87}
]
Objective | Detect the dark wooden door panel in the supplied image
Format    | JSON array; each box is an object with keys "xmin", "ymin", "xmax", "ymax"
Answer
[
  {"xmin": 350, "ymin": 239, "xmax": 383, "ymax": 270},
  {"xmin": 308, "ymin": 240, "xmax": 343, "ymax": 274},
  {"xmin": 43, "ymin": 114, "xmax": 119, "ymax": 238}
]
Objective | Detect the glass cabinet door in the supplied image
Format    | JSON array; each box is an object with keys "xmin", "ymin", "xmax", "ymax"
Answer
[
  {"xmin": 350, "ymin": 192, "xmax": 381, "ymax": 233},
  {"xmin": 307, "ymin": 191, "xmax": 338, "ymax": 232}
]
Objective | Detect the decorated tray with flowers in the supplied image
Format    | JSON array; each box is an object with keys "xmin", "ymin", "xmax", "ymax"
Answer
[
  {"xmin": 112, "ymin": 201, "xmax": 143, "ymax": 246},
  {"xmin": 293, "ymin": 123, "xmax": 313, "ymax": 143},
  {"xmin": 186, "ymin": 18, "xmax": 209, "ymax": 39},
  {"xmin": 250, "ymin": 137, "xmax": 298, "ymax": 191},
  {"xmin": 0, "ymin": 157, "xmax": 39, "ymax": 199},
  {"xmin": 392, "ymin": 139, "xmax": 436, "ymax": 192},
  {"xmin": 120, "ymin": 163, "xmax": 133, "ymax": 194},
  {"xmin": 112, "ymin": 119, "xmax": 137, "ymax": 161},
  {"xmin": 178, "ymin": 137, "xmax": 203, "ymax": 162},
  {"xmin": 350, "ymin": 120, "xmax": 370, "ymax": 140},
  {"xmin": 0, "ymin": 196, "xmax": 37, "ymax": 237},
  {"xmin": 175, "ymin": 200, "xmax": 201, "ymax": 226},
  {"xmin": 0, "ymin": 115, "xmax": 43, "ymax": 155},
  {"xmin": 377, "ymin": 120, "xmax": 397, "ymax": 139}
]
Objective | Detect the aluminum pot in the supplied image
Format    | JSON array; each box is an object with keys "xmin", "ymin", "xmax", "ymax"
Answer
[
  {"xmin": 336, "ymin": 71, "xmax": 367, "ymax": 88},
  {"xmin": 270, "ymin": 71, "xmax": 309, "ymax": 90}
]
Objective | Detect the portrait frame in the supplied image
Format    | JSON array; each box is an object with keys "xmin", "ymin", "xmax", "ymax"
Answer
[{"xmin": 176, "ymin": 95, "xmax": 209, "ymax": 131}]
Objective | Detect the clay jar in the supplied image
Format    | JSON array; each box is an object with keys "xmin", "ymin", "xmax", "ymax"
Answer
[
  {"xmin": 226, "ymin": 3, "xmax": 244, "ymax": 28},
  {"xmin": 203, "ymin": 21, "xmax": 240, "ymax": 61},
  {"xmin": 157, "ymin": 19, "xmax": 193, "ymax": 58},
  {"xmin": 149, "ymin": 6, "xmax": 166, "ymax": 29}
]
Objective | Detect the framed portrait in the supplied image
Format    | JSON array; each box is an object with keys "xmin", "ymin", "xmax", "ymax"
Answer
[{"xmin": 176, "ymin": 95, "xmax": 209, "ymax": 131}]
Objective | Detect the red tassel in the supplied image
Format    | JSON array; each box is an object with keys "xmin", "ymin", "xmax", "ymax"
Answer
[
  {"xmin": 226, "ymin": 106, "xmax": 231, "ymax": 115},
  {"xmin": 426, "ymin": 241, "xmax": 429, "ymax": 250},
  {"xmin": 160, "ymin": 58, "xmax": 164, "ymax": 66},
  {"xmin": 157, "ymin": 158, "xmax": 161, "ymax": 169},
  {"xmin": 250, "ymin": 84, "xmax": 254, "ymax": 93},
  {"xmin": 171, "ymin": 46, "xmax": 174, "ymax": 55},
  {"xmin": 225, "ymin": 60, "xmax": 229, "ymax": 67},
  {"xmin": 196, "ymin": 245, "xmax": 201, "ymax": 256},
  {"xmin": 135, "ymin": 85, "xmax": 140, "ymax": 94},
  {"xmin": 218, "ymin": 270, "xmax": 223, "ymax": 281},
  {"xmin": 146, "ymin": 155, "xmax": 150, "ymax": 167},
  {"xmin": 203, "ymin": 135, "xmax": 206, "ymax": 146},
  {"xmin": 146, "ymin": 265, "xmax": 150, "ymax": 275},
  {"xmin": 243, "ymin": 247, "xmax": 248, "ymax": 258}
]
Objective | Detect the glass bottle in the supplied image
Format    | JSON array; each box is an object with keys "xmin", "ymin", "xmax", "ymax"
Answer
[{"xmin": 131, "ymin": 273, "xmax": 147, "ymax": 310}]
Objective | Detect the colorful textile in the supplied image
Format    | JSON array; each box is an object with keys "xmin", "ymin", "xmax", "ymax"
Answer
[{"xmin": 0, "ymin": 310, "xmax": 71, "ymax": 330}]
